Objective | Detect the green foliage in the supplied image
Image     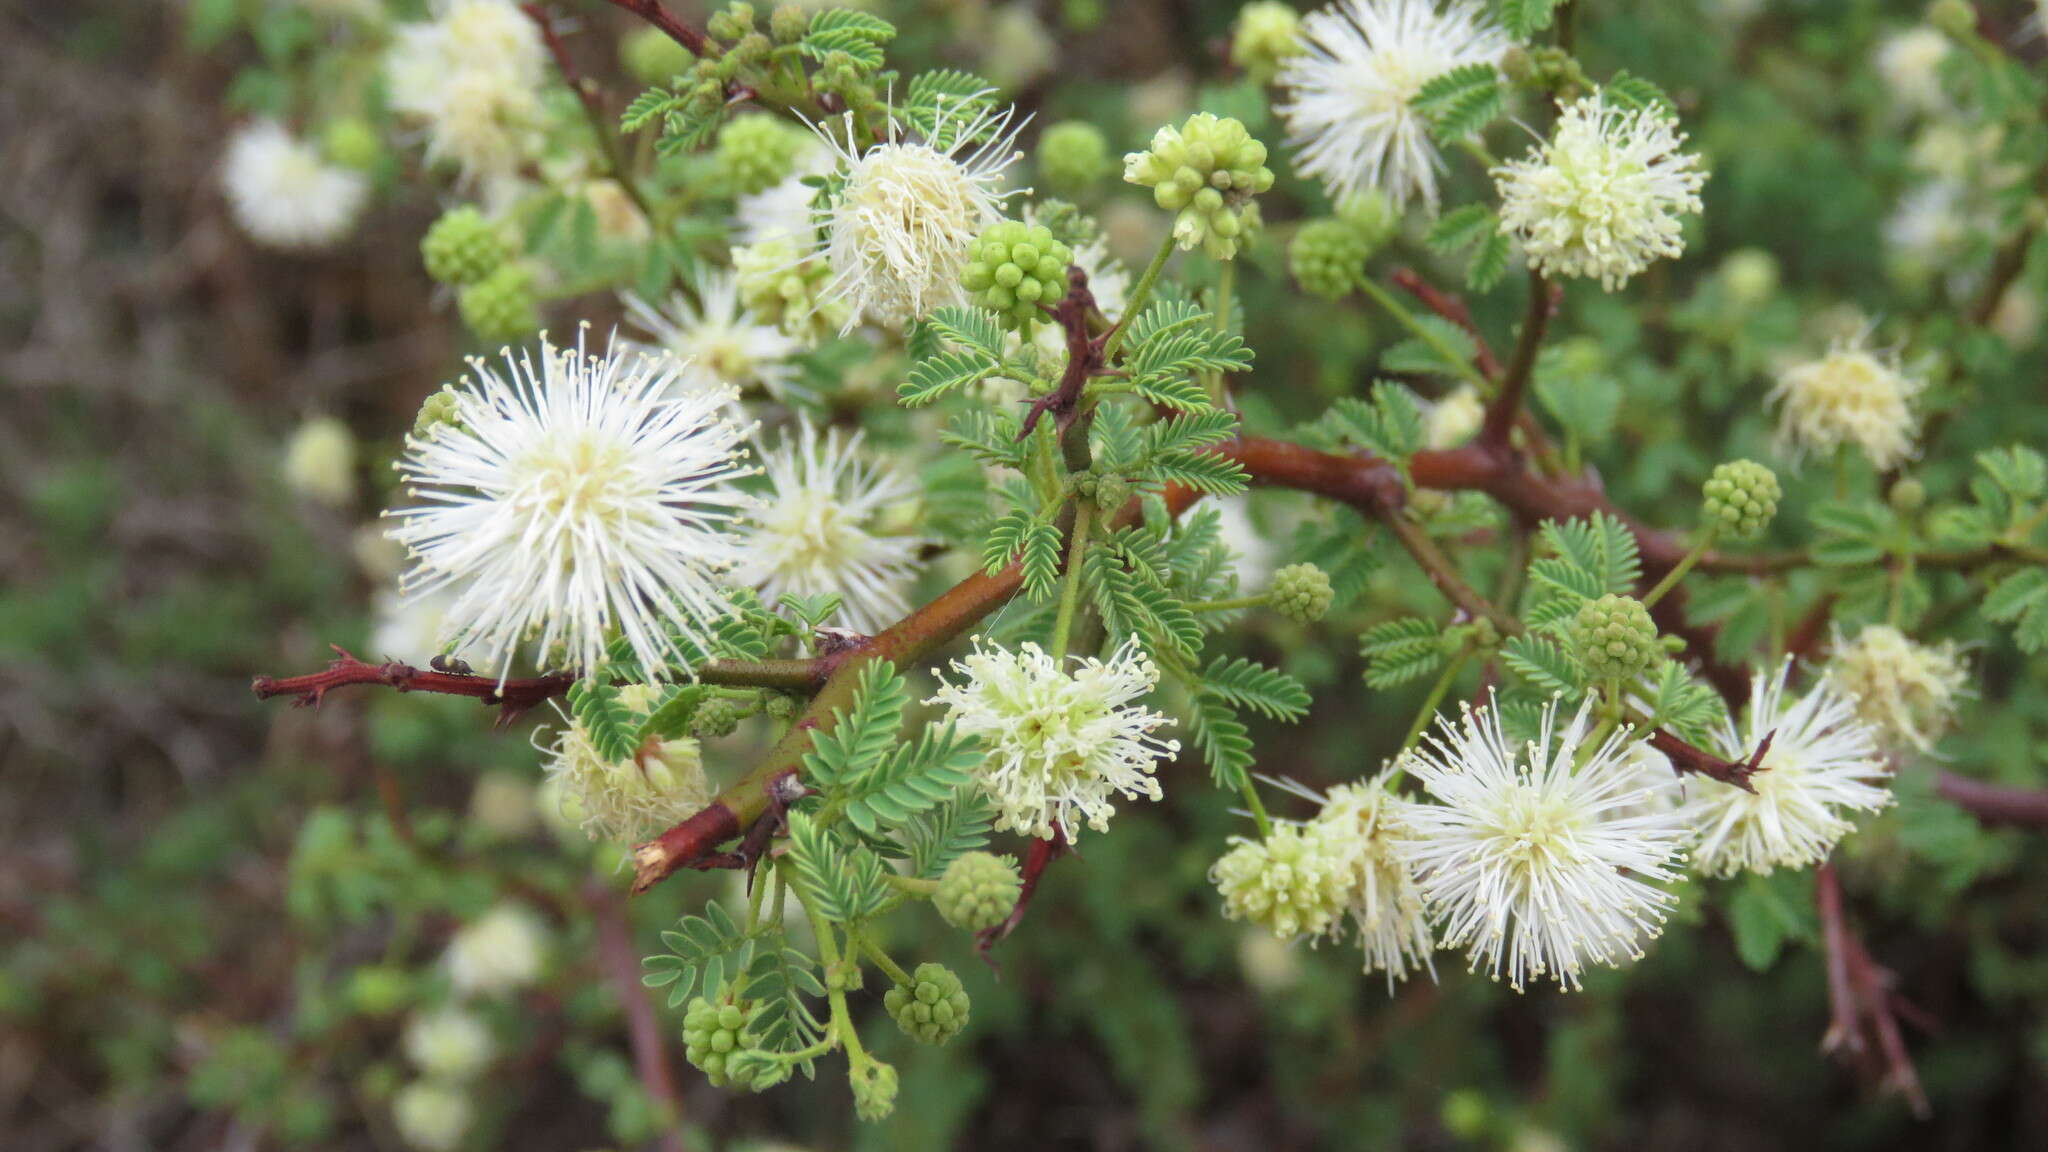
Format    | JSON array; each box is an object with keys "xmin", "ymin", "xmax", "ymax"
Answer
[
  {"xmin": 1500, "ymin": 0, "xmax": 1565, "ymax": 37},
  {"xmin": 902, "ymin": 307, "xmax": 1008, "ymax": 405},
  {"xmin": 1200, "ymin": 656, "xmax": 1310, "ymax": 721},
  {"xmin": 1411, "ymin": 63, "xmax": 1503, "ymax": 142},
  {"xmin": 802, "ymin": 9, "xmax": 897, "ymax": 70},
  {"xmin": 1326, "ymin": 381, "xmax": 1425, "ymax": 468},
  {"xmin": 1119, "ymin": 300, "xmax": 1254, "ymax": 413},
  {"xmin": 567, "ymin": 681, "xmax": 641, "ymax": 763},
  {"xmin": 1360, "ymin": 616, "xmax": 1446, "ymax": 689},
  {"xmin": 785, "ymin": 810, "xmax": 891, "ymax": 925},
  {"xmin": 1424, "ymin": 203, "xmax": 1511, "ymax": 292}
]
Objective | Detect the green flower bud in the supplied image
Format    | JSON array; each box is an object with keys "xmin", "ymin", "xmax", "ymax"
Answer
[
  {"xmin": 1928, "ymin": 0, "xmax": 1977, "ymax": 40},
  {"xmin": 1090, "ymin": 473, "xmax": 1133, "ymax": 513},
  {"xmin": 962, "ymin": 219, "xmax": 1072, "ymax": 330},
  {"xmin": 934, "ymin": 851, "xmax": 1021, "ymax": 933},
  {"xmin": 1337, "ymin": 190, "xmax": 1400, "ymax": 251},
  {"xmin": 762, "ymin": 692, "xmax": 800, "ymax": 721},
  {"xmin": 682, "ymin": 995, "xmax": 779, "ymax": 1090},
  {"xmin": 321, "ymin": 117, "xmax": 383, "ymax": 172},
  {"xmin": 1288, "ymin": 217, "xmax": 1374, "ymax": 299},
  {"xmin": 457, "ymin": 263, "xmax": 539, "ymax": 343},
  {"xmin": 714, "ymin": 115, "xmax": 812, "ymax": 196},
  {"xmin": 1701, "ymin": 459, "xmax": 1780, "ymax": 540},
  {"xmin": 707, "ymin": 2, "xmax": 755, "ymax": 43},
  {"xmin": 1889, "ymin": 476, "xmax": 1927, "ymax": 513},
  {"xmin": 1570, "ymin": 593, "xmax": 1660, "ymax": 684},
  {"xmin": 1037, "ymin": 121, "xmax": 1112, "ymax": 197},
  {"xmin": 689, "ymin": 696, "xmax": 746, "ymax": 739},
  {"xmin": 769, "ymin": 5, "xmax": 807, "ymax": 45},
  {"xmin": 346, "ymin": 965, "xmax": 412, "ymax": 1016},
  {"xmin": 412, "ymin": 385, "xmax": 463, "ymax": 438},
  {"xmin": 883, "ymin": 962, "xmax": 971, "ymax": 1046},
  {"xmin": 1719, "ymin": 249, "xmax": 1779, "ymax": 310},
  {"xmin": 849, "ymin": 1057, "xmax": 899, "ymax": 1122},
  {"xmin": 1269, "ymin": 563, "xmax": 1334, "ymax": 623},
  {"xmin": 1230, "ymin": 1, "xmax": 1304, "ymax": 85},
  {"xmin": 421, "ymin": 206, "xmax": 508, "ymax": 286},
  {"xmin": 1123, "ymin": 113, "xmax": 1274, "ymax": 260},
  {"xmin": 621, "ymin": 26, "xmax": 696, "ymax": 84}
]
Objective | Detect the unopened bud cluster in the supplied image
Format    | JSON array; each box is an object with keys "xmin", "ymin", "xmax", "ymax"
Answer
[
  {"xmin": 1701, "ymin": 459, "xmax": 1780, "ymax": 539},
  {"xmin": 421, "ymin": 207, "xmax": 508, "ymax": 286},
  {"xmin": 962, "ymin": 220, "xmax": 1072, "ymax": 330},
  {"xmin": 714, "ymin": 115, "xmax": 812, "ymax": 195},
  {"xmin": 1124, "ymin": 113, "xmax": 1275, "ymax": 260},
  {"xmin": 1571, "ymin": 594, "xmax": 1660, "ymax": 683},
  {"xmin": 884, "ymin": 962, "xmax": 971, "ymax": 1045},
  {"xmin": 934, "ymin": 851, "xmax": 1021, "ymax": 932},
  {"xmin": 1037, "ymin": 122, "xmax": 1112, "ymax": 196},
  {"xmin": 1269, "ymin": 563, "xmax": 1334, "ymax": 623},
  {"xmin": 682, "ymin": 996, "xmax": 778, "ymax": 1090}
]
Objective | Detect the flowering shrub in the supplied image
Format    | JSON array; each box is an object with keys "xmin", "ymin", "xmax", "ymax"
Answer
[{"xmin": 49, "ymin": 0, "xmax": 2037, "ymax": 1144}]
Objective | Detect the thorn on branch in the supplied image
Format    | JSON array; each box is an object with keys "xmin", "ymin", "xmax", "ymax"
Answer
[
  {"xmin": 1816, "ymin": 863, "xmax": 1931, "ymax": 1118},
  {"xmin": 1018, "ymin": 267, "xmax": 1105, "ymax": 439},
  {"xmin": 1647, "ymin": 726, "xmax": 1771, "ymax": 791},
  {"xmin": 251, "ymin": 645, "xmax": 575, "ymax": 727},
  {"xmin": 975, "ymin": 829, "xmax": 1069, "ymax": 972}
]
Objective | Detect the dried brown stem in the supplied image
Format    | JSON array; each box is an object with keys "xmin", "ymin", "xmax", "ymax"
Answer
[{"xmin": 1815, "ymin": 863, "xmax": 1930, "ymax": 1117}]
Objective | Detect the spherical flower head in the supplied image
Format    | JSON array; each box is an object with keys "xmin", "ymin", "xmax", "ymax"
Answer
[
  {"xmin": 927, "ymin": 637, "xmax": 1179, "ymax": 841},
  {"xmin": 1570, "ymin": 593, "xmax": 1659, "ymax": 684},
  {"xmin": 457, "ymin": 263, "xmax": 539, "ymax": 343},
  {"xmin": 807, "ymin": 103, "xmax": 1022, "ymax": 332},
  {"xmin": 1124, "ymin": 113, "xmax": 1275, "ymax": 260},
  {"xmin": 402, "ymin": 1006, "xmax": 493, "ymax": 1079},
  {"xmin": 1719, "ymin": 248, "xmax": 1780, "ymax": 310},
  {"xmin": 221, "ymin": 120, "xmax": 370, "ymax": 250},
  {"xmin": 1289, "ymin": 217, "xmax": 1376, "ymax": 299},
  {"xmin": 392, "ymin": 1080, "xmax": 474, "ymax": 1152},
  {"xmin": 733, "ymin": 419, "xmax": 927, "ymax": 633},
  {"xmin": 1269, "ymin": 562, "xmax": 1335, "ymax": 623},
  {"xmin": 1310, "ymin": 775, "xmax": 1436, "ymax": 985},
  {"xmin": 1037, "ymin": 121, "xmax": 1112, "ymax": 196},
  {"xmin": 884, "ymin": 962, "xmax": 971, "ymax": 1045},
  {"xmin": 1395, "ymin": 698, "xmax": 1690, "ymax": 991},
  {"xmin": 322, "ymin": 117, "xmax": 384, "ymax": 173},
  {"xmin": 624, "ymin": 271, "xmax": 800, "ymax": 402},
  {"xmin": 385, "ymin": 331, "xmax": 754, "ymax": 682},
  {"xmin": 1825, "ymin": 625, "xmax": 1968, "ymax": 753},
  {"xmin": 284, "ymin": 416, "xmax": 358, "ymax": 505},
  {"xmin": 1233, "ymin": 1, "xmax": 1306, "ymax": 84},
  {"xmin": 1493, "ymin": 94, "xmax": 1707, "ymax": 291},
  {"xmin": 1424, "ymin": 383, "xmax": 1485, "ymax": 448},
  {"xmin": 1769, "ymin": 337, "xmax": 1923, "ymax": 471},
  {"xmin": 682, "ymin": 995, "xmax": 771, "ymax": 1089},
  {"xmin": 1875, "ymin": 26, "xmax": 1953, "ymax": 116},
  {"xmin": 962, "ymin": 219, "xmax": 1073, "ymax": 330},
  {"xmin": 732, "ymin": 237, "xmax": 851, "ymax": 345},
  {"xmin": 386, "ymin": 1, "xmax": 547, "ymax": 185},
  {"xmin": 1684, "ymin": 663, "xmax": 1893, "ymax": 877},
  {"xmin": 1212, "ymin": 821, "xmax": 1354, "ymax": 941},
  {"xmin": 1701, "ymin": 459, "xmax": 1780, "ymax": 539},
  {"xmin": 1278, "ymin": 0, "xmax": 1508, "ymax": 211},
  {"xmin": 541, "ymin": 686, "xmax": 714, "ymax": 842},
  {"xmin": 850, "ymin": 1057, "xmax": 899, "ymax": 1122},
  {"xmin": 934, "ymin": 851, "xmax": 1022, "ymax": 932},
  {"xmin": 421, "ymin": 206, "xmax": 509, "ymax": 286},
  {"xmin": 715, "ymin": 115, "xmax": 818, "ymax": 196},
  {"xmin": 444, "ymin": 902, "xmax": 547, "ymax": 996}
]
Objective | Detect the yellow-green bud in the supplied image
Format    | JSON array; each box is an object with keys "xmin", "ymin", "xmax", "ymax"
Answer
[
  {"xmin": 1571, "ymin": 594, "xmax": 1659, "ymax": 683},
  {"xmin": 1230, "ymin": 1, "xmax": 1304, "ymax": 85},
  {"xmin": 883, "ymin": 962, "xmax": 971, "ymax": 1045},
  {"xmin": 934, "ymin": 851, "xmax": 1021, "ymax": 932},
  {"xmin": 707, "ymin": 3, "xmax": 755, "ymax": 43},
  {"xmin": 962, "ymin": 219, "xmax": 1073, "ymax": 330},
  {"xmin": 1037, "ymin": 121, "xmax": 1112, "ymax": 196},
  {"xmin": 1337, "ymin": 191, "xmax": 1400, "ymax": 251},
  {"xmin": 1889, "ymin": 476, "xmax": 1927, "ymax": 513},
  {"xmin": 1289, "ymin": 217, "xmax": 1374, "ymax": 300},
  {"xmin": 681, "ymin": 995, "xmax": 778, "ymax": 1090},
  {"xmin": 1269, "ymin": 563, "xmax": 1334, "ymax": 623},
  {"xmin": 1123, "ymin": 113, "xmax": 1275, "ymax": 260},
  {"xmin": 714, "ymin": 115, "xmax": 811, "ymax": 196},
  {"xmin": 1719, "ymin": 249, "xmax": 1779, "ymax": 310},
  {"xmin": 321, "ymin": 117, "xmax": 383, "ymax": 172},
  {"xmin": 1928, "ymin": 0, "xmax": 1977, "ymax": 40},
  {"xmin": 689, "ymin": 696, "xmax": 746, "ymax": 738},
  {"xmin": 622, "ymin": 26, "xmax": 696, "ymax": 84},
  {"xmin": 1701, "ymin": 459, "xmax": 1780, "ymax": 540},
  {"xmin": 412, "ymin": 385, "xmax": 463, "ymax": 438},
  {"xmin": 769, "ymin": 4, "xmax": 807, "ymax": 45},
  {"xmin": 457, "ymin": 264, "xmax": 539, "ymax": 343},
  {"xmin": 850, "ymin": 1058, "xmax": 899, "ymax": 1122},
  {"xmin": 421, "ymin": 206, "xmax": 508, "ymax": 286}
]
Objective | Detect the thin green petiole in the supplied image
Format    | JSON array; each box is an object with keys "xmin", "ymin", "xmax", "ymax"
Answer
[
  {"xmin": 1356, "ymin": 276, "xmax": 1492, "ymax": 391},
  {"xmin": 1049, "ymin": 499, "xmax": 1096, "ymax": 661},
  {"xmin": 857, "ymin": 936, "xmax": 914, "ymax": 988},
  {"xmin": 1640, "ymin": 526, "xmax": 1718, "ymax": 609},
  {"xmin": 1189, "ymin": 593, "xmax": 1270, "ymax": 614},
  {"xmin": 1104, "ymin": 234, "xmax": 1177, "ymax": 360},
  {"xmin": 1395, "ymin": 645, "xmax": 1471, "ymax": 761}
]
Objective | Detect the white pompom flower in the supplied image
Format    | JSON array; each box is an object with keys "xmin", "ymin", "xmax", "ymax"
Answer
[
  {"xmin": 1874, "ymin": 26, "xmax": 1953, "ymax": 116},
  {"xmin": 443, "ymin": 903, "xmax": 547, "ymax": 997},
  {"xmin": 1769, "ymin": 335, "xmax": 1924, "ymax": 471},
  {"xmin": 402, "ymin": 1007, "xmax": 494, "ymax": 1080},
  {"xmin": 1310, "ymin": 775, "xmax": 1437, "ymax": 986},
  {"xmin": 733, "ymin": 420, "xmax": 927, "ymax": 633},
  {"xmin": 1683, "ymin": 663, "xmax": 1893, "ymax": 877},
  {"xmin": 1395, "ymin": 698, "xmax": 1690, "ymax": 991},
  {"xmin": 927, "ymin": 638, "xmax": 1179, "ymax": 841},
  {"xmin": 1277, "ymin": 0, "xmax": 1509, "ymax": 211},
  {"xmin": 220, "ymin": 120, "xmax": 369, "ymax": 250},
  {"xmin": 385, "ymin": 0, "xmax": 547, "ymax": 185},
  {"xmin": 806, "ymin": 102, "xmax": 1024, "ymax": 332},
  {"xmin": 385, "ymin": 330, "xmax": 755, "ymax": 683},
  {"xmin": 623, "ymin": 272, "xmax": 802, "ymax": 403},
  {"xmin": 1826, "ymin": 624, "xmax": 1969, "ymax": 754},
  {"xmin": 1493, "ymin": 93, "xmax": 1707, "ymax": 291}
]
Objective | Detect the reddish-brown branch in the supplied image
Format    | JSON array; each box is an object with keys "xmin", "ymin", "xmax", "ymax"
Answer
[
  {"xmin": 1482, "ymin": 270, "xmax": 1557, "ymax": 449},
  {"xmin": 1815, "ymin": 863, "xmax": 1930, "ymax": 1117},
  {"xmin": 976, "ymin": 829, "xmax": 1068, "ymax": 966},
  {"xmin": 589, "ymin": 880, "xmax": 689, "ymax": 1152},
  {"xmin": 1391, "ymin": 267, "xmax": 1503, "ymax": 379},
  {"xmin": 597, "ymin": 0, "xmax": 711, "ymax": 56},
  {"xmin": 1934, "ymin": 772, "xmax": 2048, "ymax": 826},
  {"xmin": 1648, "ymin": 727, "xmax": 1769, "ymax": 791}
]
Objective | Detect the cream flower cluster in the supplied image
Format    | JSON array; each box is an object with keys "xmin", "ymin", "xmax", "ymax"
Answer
[
  {"xmin": 443, "ymin": 902, "xmax": 548, "ymax": 997},
  {"xmin": 1769, "ymin": 337, "xmax": 1924, "ymax": 471},
  {"xmin": 540, "ymin": 684, "xmax": 714, "ymax": 843},
  {"xmin": 220, "ymin": 121, "xmax": 369, "ymax": 250},
  {"xmin": 624, "ymin": 272, "xmax": 802, "ymax": 403},
  {"xmin": 386, "ymin": 0, "xmax": 547, "ymax": 187},
  {"xmin": 927, "ymin": 638, "xmax": 1178, "ymax": 841},
  {"xmin": 1277, "ymin": 0, "xmax": 1509, "ymax": 211},
  {"xmin": 1494, "ymin": 94, "xmax": 1707, "ymax": 290},
  {"xmin": 1825, "ymin": 625, "xmax": 1968, "ymax": 753}
]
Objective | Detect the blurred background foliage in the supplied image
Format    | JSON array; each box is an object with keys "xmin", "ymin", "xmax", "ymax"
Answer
[{"xmin": 5, "ymin": 0, "xmax": 2048, "ymax": 1149}]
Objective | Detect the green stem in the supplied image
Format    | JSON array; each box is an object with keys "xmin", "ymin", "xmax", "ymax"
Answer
[
  {"xmin": 1189, "ymin": 593, "xmax": 1269, "ymax": 614},
  {"xmin": 1104, "ymin": 234, "xmax": 1177, "ymax": 360},
  {"xmin": 1395, "ymin": 646, "xmax": 1470, "ymax": 760},
  {"xmin": 1239, "ymin": 778, "xmax": 1273, "ymax": 838},
  {"xmin": 1049, "ymin": 499, "xmax": 1096, "ymax": 661},
  {"xmin": 1357, "ymin": 276, "xmax": 1492, "ymax": 391},
  {"xmin": 793, "ymin": 880, "xmax": 865, "ymax": 1062},
  {"xmin": 1205, "ymin": 260, "xmax": 1236, "ymax": 405},
  {"xmin": 1641, "ymin": 527, "xmax": 1718, "ymax": 609},
  {"xmin": 880, "ymin": 873, "xmax": 940, "ymax": 898},
  {"xmin": 857, "ymin": 936, "xmax": 915, "ymax": 988}
]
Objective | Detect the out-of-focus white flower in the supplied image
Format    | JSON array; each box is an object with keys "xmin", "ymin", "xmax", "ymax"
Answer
[
  {"xmin": 385, "ymin": 331, "xmax": 755, "ymax": 682},
  {"xmin": 1236, "ymin": 927, "xmax": 1304, "ymax": 994},
  {"xmin": 444, "ymin": 902, "xmax": 547, "ymax": 996},
  {"xmin": 468, "ymin": 772, "xmax": 540, "ymax": 840},
  {"xmin": 1395, "ymin": 699, "xmax": 1689, "ymax": 991},
  {"xmin": 1212, "ymin": 495, "xmax": 1280, "ymax": 589},
  {"xmin": 1884, "ymin": 181, "xmax": 1970, "ymax": 273},
  {"xmin": 806, "ymin": 102, "xmax": 1022, "ymax": 331},
  {"xmin": 976, "ymin": 3, "xmax": 1058, "ymax": 91},
  {"xmin": 1769, "ymin": 335, "xmax": 1923, "ymax": 471},
  {"xmin": 386, "ymin": 0, "xmax": 547, "ymax": 184},
  {"xmin": 540, "ymin": 684, "xmax": 714, "ymax": 843},
  {"xmin": 282, "ymin": 415, "xmax": 358, "ymax": 504},
  {"xmin": 393, "ymin": 1080, "xmax": 473, "ymax": 1152},
  {"xmin": 1493, "ymin": 94, "xmax": 1707, "ymax": 291},
  {"xmin": 735, "ymin": 144, "xmax": 832, "ymax": 246},
  {"xmin": 402, "ymin": 1007, "xmax": 494, "ymax": 1079},
  {"xmin": 928, "ymin": 638, "xmax": 1178, "ymax": 841},
  {"xmin": 221, "ymin": 121, "xmax": 369, "ymax": 249},
  {"xmin": 1826, "ymin": 625, "xmax": 1968, "ymax": 754},
  {"xmin": 1277, "ymin": 0, "xmax": 1509, "ymax": 211},
  {"xmin": 1683, "ymin": 663, "xmax": 1892, "ymax": 877},
  {"xmin": 1423, "ymin": 384, "xmax": 1485, "ymax": 448},
  {"xmin": 370, "ymin": 585, "xmax": 472, "ymax": 665},
  {"xmin": 1875, "ymin": 27, "xmax": 1952, "ymax": 116},
  {"xmin": 623, "ymin": 272, "xmax": 802, "ymax": 402},
  {"xmin": 733, "ymin": 420, "xmax": 926, "ymax": 633}
]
